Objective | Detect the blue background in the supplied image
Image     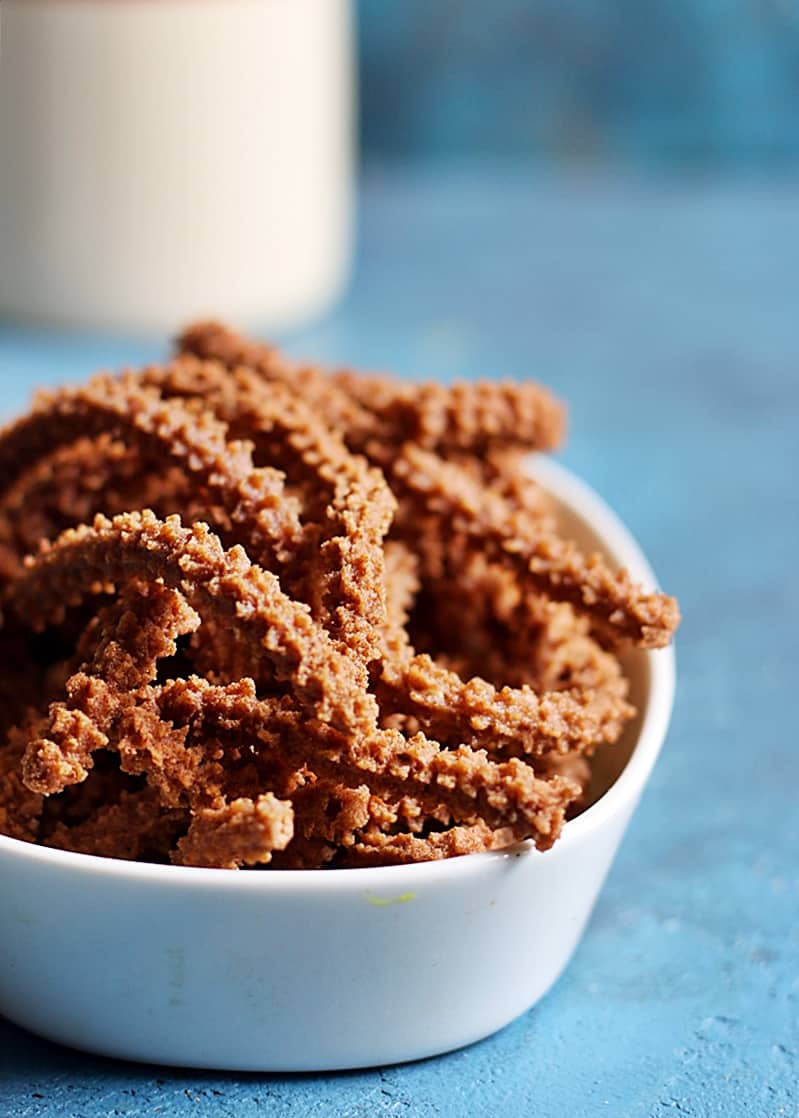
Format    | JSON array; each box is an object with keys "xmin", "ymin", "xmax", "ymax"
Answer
[
  {"xmin": 359, "ymin": 0, "xmax": 799, "ymax": 166},
  {"xmin": 1, "ymin": 0, "xmax": 799, "ymax": 1112}
]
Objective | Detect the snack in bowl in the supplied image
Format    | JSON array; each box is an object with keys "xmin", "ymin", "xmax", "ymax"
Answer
[{"xmin": 0, "ymin": 324, "xmax": 679, "ymax": 870}]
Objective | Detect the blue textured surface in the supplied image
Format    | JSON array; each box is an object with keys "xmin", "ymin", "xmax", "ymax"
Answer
[
  {"xmin": 0, "ymin": 168, "xmax": 797, "ymax": 1116},
  {"xmin": 358, "ymin": 0, "xmax": 799, "ymax": 165}
]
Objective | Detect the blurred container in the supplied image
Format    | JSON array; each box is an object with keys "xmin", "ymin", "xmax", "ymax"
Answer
[{"xmin": 0, "ymin": 0, "xmax": 354, "ymax": 334}]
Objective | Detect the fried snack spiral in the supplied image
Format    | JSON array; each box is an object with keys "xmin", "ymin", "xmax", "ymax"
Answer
[{"xmin": 0, "ymin": 325, "xmax": 679, "ymax": 868}]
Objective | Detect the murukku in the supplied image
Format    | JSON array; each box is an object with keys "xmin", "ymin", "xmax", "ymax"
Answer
[{"xmin": 0, "ymin": 323, "xmax": 679, "ymax": 867}]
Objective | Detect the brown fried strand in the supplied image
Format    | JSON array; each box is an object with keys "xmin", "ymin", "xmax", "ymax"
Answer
[
  {"xmin": 25, "ymin": 517, "xmax": 580, "ymax": 854},
  {"xmin": 142, "ymin": 359, "xmax": 396, "ymax": 666},
  {"xmin": 0, "ymin": 434, "xmax": 193, "ymax": 586},
  {"xmin": 174, "ymin": 326, "xmax": 679, "ymax": 648},
  {"xmin": 177, "ymin": 320, "xmax": 567, "ymax": 459},
  {"xmin": 391, "ymin": 443, "xmax": 680, "ymax": 650},
  {"xmin": 174, "ymin": 794, "xmax": 294, "ymax": 870},
  {"xmin": 154, "ymin": 676, "xmax": 578, "ymax": 850},
  {"xmin": 22, "ymin": 583, "xmax": 199, "ymax": 796},
  {"xmin": 341, "ymin": 822, "xmax": 517, "ymax": 868},
  {"xmin": 8, "ymin": 511, "xmax": 378, "ymax": 735},
  {"xmin": 0, "ymin": 373, "xmax": 305, "ymax": 572},
  {"xmin": 24, "ymin": 587, "xmax": 296, "ymax": 868},
  {"xmin": 377, "ymin": 653, "xmax": 632, "ymax": 759},
  {"xmin": 0, "ymin": 321, "xmax": 679, "ymax": 868},
  {"xmin": 0, "ymin": 365, "xmax": 395, "ymax": 671}
]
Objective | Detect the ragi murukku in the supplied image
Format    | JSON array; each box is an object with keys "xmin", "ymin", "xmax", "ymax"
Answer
[{"xmin": 0, "ymin": 324, "xmax": 680, "ymax": 867}]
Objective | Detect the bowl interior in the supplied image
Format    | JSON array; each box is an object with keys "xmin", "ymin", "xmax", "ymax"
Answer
[
  {"xmin": 529, "ymin": 458, "xmax": 654, "ymax": 813},
  {"xmin": 584, "ymin": 653, "xmax": 647, "ymax": 808}
]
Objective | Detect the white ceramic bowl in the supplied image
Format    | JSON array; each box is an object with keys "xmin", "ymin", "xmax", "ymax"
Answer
[{"xmin": 0, "ymin": 458, "xmax": 675, "ymax": 1071}]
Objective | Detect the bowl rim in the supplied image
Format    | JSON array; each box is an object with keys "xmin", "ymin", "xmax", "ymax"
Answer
[{"xmin": 0, "ymin": 456, "xmax": 675, "ymax": 893}]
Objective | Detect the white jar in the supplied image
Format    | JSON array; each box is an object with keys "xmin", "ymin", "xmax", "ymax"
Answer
[{"xmin": 0, "ymin": 0, "xmax": 354, "ymax": 333}]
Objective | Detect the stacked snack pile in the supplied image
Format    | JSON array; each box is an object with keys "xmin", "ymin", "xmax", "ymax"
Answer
[{"xmin": 0, "ymin": 323, "xmax": 679, "ymax": 868}]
